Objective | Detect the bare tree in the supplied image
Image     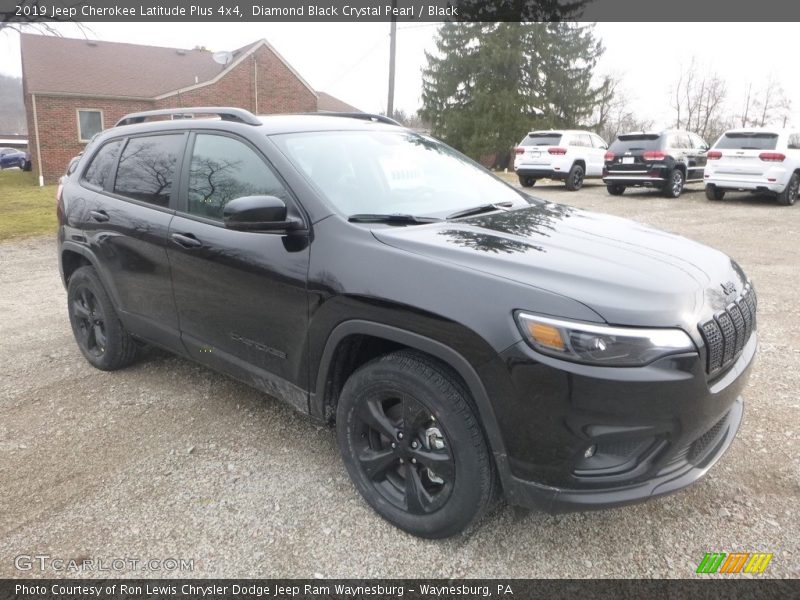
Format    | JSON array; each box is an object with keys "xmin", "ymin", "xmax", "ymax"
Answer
[
  {"xmin": 1, "ymin": 0, "xmax": 90, "ymax": 37},
  {"xmin": 670, "ymin": 57, "xmax": 728, "ymax": 140},
  {"xmin": 593, "ymin": 76, "xmax": 654, "ymax": 143},
  {"xmin": 754, "ymin": 75, "xmax": 792, "ymax": 128}
]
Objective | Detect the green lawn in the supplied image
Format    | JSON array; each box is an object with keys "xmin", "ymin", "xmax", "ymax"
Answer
[{"xmin": 0, "ymin": 170, "xmax": 58, "ymax": 241}]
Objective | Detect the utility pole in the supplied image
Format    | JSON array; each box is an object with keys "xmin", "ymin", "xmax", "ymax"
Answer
[{"xmin": 387, "ymin": 0, "xmax": 397, "ymax": 119}]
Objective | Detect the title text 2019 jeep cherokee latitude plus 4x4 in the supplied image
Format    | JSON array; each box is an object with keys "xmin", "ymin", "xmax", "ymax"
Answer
[{"xmin": 58, "ymin": 108, "xmax": 757, "ymax": 538}]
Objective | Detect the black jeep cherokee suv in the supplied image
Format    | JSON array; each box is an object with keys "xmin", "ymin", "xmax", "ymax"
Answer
[
  {"xmin": 58, "ymin": 108, "xmax": 757, "ymax": 538},
  {"xmin": 603, "ymin": 130, "xmax": 709, "ymax": 198}
]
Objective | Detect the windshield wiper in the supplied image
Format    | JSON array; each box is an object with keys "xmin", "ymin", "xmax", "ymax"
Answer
[
  {"xmin": 348, "ymin": 213, "xmax": 442, "ymax": 224},
  {"xmin": 446, "ymin": 202, "xmax": 513, "ymax": 220}
]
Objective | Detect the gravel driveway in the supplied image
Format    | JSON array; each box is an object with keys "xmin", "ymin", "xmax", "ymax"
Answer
[{"xmin": 1, "ymin": 181, "xmax": 798, "ymax": 578}]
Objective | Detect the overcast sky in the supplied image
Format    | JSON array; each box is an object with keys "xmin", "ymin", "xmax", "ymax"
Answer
[{"xmin": 1, "ymin": 22, "xmax": 797, "ymax": 134}]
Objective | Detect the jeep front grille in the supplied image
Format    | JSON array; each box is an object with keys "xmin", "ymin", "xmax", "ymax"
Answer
[{"xmin": 699, "ymin": 284, "xmax": 757, "ymax": 375}]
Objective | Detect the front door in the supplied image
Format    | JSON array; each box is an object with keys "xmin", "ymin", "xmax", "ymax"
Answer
[{"xmin": 166, "ymin": 132, "xmax": 311, "ymax": 411}]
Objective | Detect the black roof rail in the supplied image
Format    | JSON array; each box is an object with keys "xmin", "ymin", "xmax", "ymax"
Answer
[
  {"xmin": 316, "ymin": 112, "xmax": 402, "ymax": 126},
  {"xmin": 115, "ymin": 107, "xmax": 261, "ymax": 127}
]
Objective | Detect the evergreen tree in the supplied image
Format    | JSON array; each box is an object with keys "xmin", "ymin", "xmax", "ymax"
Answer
[{"xmin": 421, "ymin": 23, "xmax": 610, "ymax": 165}]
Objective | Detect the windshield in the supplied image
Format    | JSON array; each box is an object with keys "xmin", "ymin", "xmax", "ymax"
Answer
[
  {"xmin": 715, "ymin": 132, "xmax": 778, "ymax": 150},
  {"xmin": 272, "ymin": 130, "xmax": 527, "ymax": 218}
]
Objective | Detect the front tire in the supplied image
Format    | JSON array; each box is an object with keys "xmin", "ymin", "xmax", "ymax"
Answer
[
  {"xmin": 663, "ymin": 168, "xmax": 685, "ymax": 198},
  {"xmin": 705, "ymin": 185, "xmax": 725, "ymax": 201},
  {"xmin": 776, "ymin": 172, "xmax": 799, "ymax": 206},
  {"xmin": 67, "ymin": 266, "xmax": 139, "ymax": 371},
  {"xmin": 606, "ymin": 184, "xmax": 626, "ymax": 196},
  {"xmin": 336, "ymin": 350, "xmax": 497, "ymax": 538},
  {"xmin": 518, "ymin": 175, "xmax": 536, "ymax": 188},
  {"xmin": 565, "ymin": 164, "xmax": 585, "ymax": 191}
]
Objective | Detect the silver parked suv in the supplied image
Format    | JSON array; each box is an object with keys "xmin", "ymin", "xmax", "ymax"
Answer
[
  {"xmin": 514, "ymin": 129, "xmax": 608, "ymax": 191},
  {"xmin": 704, "ymin": 128, "xmax": 800, "ymax": 206}
]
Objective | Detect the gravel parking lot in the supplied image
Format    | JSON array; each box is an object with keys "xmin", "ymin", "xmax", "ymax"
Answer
[{"xmin": 1, "ymin": 180, "xmax": 798, "ymax": 578}]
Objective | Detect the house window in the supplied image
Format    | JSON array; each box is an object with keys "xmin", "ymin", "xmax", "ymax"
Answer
[{"xmin": 77, "ymin": 109, "xmax": 104, "ymax": 142}]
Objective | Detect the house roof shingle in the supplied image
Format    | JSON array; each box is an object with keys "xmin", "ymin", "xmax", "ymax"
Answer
[
  {"xmin": 19, "ymin": 34, "xmax": 314, "ymax": 100},
  {"xmin": 316, "ymin": 91, "xmax": 362, "ymax": 113}
]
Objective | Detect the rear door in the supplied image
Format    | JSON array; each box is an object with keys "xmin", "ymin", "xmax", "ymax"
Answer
[
  {"xmin": 688, "ymin": 133, "xmax": 708, "ymax": 181},
  {"xmin": 710, "ymin": 131, "xmax": 781, "ymax": 181},
  {"xmin": 79, "ymin": 133, "xmax": 184, "ymax": 352},
  {"xmin": 166, "ymin": 131, "xmax": 310, "ymax": 411},
  {"xmin": 586, "ymin": 133, "xmax": 607, "ymax": 176}
]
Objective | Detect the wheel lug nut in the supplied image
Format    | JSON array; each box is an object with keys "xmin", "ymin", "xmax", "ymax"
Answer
[
  {"xmin": 411, "ymin": 458, "xmax": 417, "ymax": 464},
  {"xmin": 399, "ymin": 458, "xmax": 404, "ymax": 464},
  {"xmin": 411, "ymin": 441, "xmax": 418, "ymax": 449},
  {"xmin": 397, "ymin": 432, "xmax": 404, "ymax": 440},
  {"xmin": 391, "ymin": 442, "xmax": 396, "ymax": 448}
]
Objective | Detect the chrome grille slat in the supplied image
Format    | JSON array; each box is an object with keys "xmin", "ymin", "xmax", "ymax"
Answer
[{"xmin": 699, "ymin": 285, "xmax": 757, "ymax": 375}]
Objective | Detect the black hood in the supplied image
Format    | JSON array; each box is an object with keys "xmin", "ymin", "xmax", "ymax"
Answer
[{"xmin": 372, "ymin": 203, "xmax": 747, "ymax": 328}]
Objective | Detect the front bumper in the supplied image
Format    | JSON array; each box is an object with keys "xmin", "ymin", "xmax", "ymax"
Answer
[
  {"xmin": 504, "ymin": 396, "xmax": 743, "ymax": 511},
  {"xmin": 487, "ymin": 331, "xmax": 756, "ymax": 512}
]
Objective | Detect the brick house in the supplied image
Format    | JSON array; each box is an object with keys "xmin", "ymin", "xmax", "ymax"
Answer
[{"xmin": 20, "ymin": 34, "xmax": 356, "ymax": 184}]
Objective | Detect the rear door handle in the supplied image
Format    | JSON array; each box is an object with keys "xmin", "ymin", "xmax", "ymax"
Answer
[
  {"xmin": 170, "ymin": 232, "xmax": 202, "ymax": 249},
  {"xmin": 89, "ymin": 210, "xmax": 109, "ymax": 222}
]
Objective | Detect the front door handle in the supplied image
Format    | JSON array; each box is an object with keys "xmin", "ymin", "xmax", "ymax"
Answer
[
  {"xmin": 89, "ymin": 210, "xmax": 109, "ymax": 222},
  {"xmin": 170, "ymin": 232, "xmax": 202, "ymax": 249}
]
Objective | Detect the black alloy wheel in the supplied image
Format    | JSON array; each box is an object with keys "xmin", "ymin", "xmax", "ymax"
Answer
[
  {"xmin": 566, "ymin": 164, "xmax": 585, "ymax": 191},
  {"xmin": 606, "ymin": 184, "xmax": 625, "ymax": 196},
  {"xmin": 67, "ymin": 266, "xmax": 139, "ymax": 371},
  {"xmin": 71, "ymin": 286, "xmax": 107, "ymax": 358},
  {"xmin": 777, "ymin": 172, "xmax": 799, "ymax": 206},
  {"xmin": 352, "ymin": 392, "xmax": 455, "ymax": 515},
  {"xmin": 337, "ymin": 351, "xmax": 497, "ymax": 538},
  {"xmin": 664, "ymin": 168, "xmax": 685, "ymax": 198}
]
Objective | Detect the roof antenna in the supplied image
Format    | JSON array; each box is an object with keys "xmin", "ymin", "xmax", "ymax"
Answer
[{"xmin": 212, "ymin": 51, "xmax": 233, "ymax": 67}]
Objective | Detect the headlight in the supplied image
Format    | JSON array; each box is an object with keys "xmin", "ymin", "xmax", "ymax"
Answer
[{"xmin": 515, "ymin": 312, "xmax": 696, "ymax": 366}]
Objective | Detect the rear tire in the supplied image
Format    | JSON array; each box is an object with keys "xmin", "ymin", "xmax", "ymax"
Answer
[
  {"xmin": 705, "ymin": 185, "xmax": 725, "ymax": 201},
  {"xmin": 663, "ymin": 168, "xmax": 685, "ymax": 198},
  {"xmin": 606, "ymin": 184, "xmax": 626, "ymax": 196},
  {"xmin": 67, "ymin": 266, "xmax": 139, "ymax": 371},
  {"xmin": 565, "ymin": 164, "xmax": 585, "ymax": 191},
  {"xmin": 776, "ymin": 172, "xmax": 799, "ymax": 206},
  {"xmin": 518, "ymin": 175, "xmax": 536, "ymax": 188},
  {"xmin": 336, "ymin": 350, "xmax": 497, "ymax": 538}
]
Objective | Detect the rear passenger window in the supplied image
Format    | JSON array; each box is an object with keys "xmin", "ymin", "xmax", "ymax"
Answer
[
  {"xmin": 570, "ymin": 134, "xmax": 592, "ymax": 147},
  {"xmin": 82, "ymin": 139, "xmax": 122, "ymax": 189},
  {"xmin": 114, "ymin": 134, "xmax": 183, "ymax": 207},
  {"xmin": 187, "ymin": 134, "xmax": 289, "ymax": 221}
]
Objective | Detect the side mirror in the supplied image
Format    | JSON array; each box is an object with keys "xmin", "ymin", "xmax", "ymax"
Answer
[{"xmin": 223, "ymin": 195, "xmax": 302, "ymax": 232}]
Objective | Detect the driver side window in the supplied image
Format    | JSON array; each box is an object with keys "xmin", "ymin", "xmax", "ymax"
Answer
[{"xmin": 187, "ymin": 134, "xmax": 289, "ymax": 221}]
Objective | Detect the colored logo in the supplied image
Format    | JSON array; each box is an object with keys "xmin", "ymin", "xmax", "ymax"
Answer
[{"xmin": 696, "ymin": 552, "xmax": 773, "ymax": 574}]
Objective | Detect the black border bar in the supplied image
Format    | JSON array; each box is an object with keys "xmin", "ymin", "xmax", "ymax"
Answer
[
  {"xmin": 2, "ymin": 579, "xmax": 798, "ymax": 600},
  {"xmin": 2, "ymin": 0, "xmax": 800, "ymax": 23}
]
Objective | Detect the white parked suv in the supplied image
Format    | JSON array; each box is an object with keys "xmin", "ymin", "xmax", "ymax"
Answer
[
  {"xmin": 513, "ymin": 129, "xmax": 608, "ymax": 191},
  {"xmin": 705, "ymin": 128, "xmax": 800, "ymax": 206}
]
